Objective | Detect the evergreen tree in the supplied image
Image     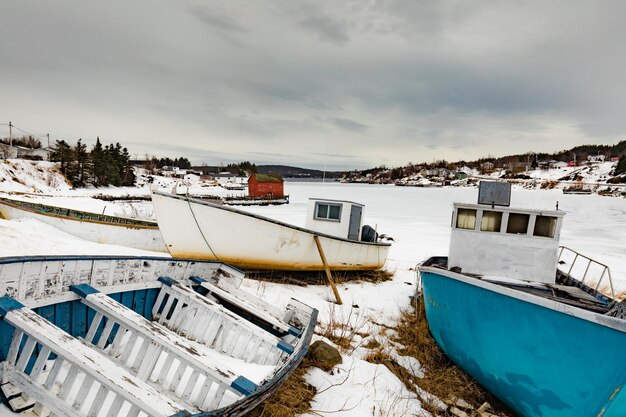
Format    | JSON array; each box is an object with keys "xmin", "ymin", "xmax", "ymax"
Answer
[
  {"xmin": 91, "ymin": 138, "xmax": 105, "ymax": 186},
  {"xmin": 121, "ymin": 147, "xmax": 135, "ymax": 185},
  {"xmin": 50, "ymin": 140, "xmax": 74, "ymax": 181},
  {"xmin": 616, "ymin": 156, "xmax": 626, "ymax": 175},
  {"xmin": 73, "ymin": 139, "xmax": 89, "ymax": 187}
]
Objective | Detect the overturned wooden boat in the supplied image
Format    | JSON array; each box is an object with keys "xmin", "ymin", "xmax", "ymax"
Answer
[
  {"xmin": 0, "ymin": 255, "xmax": 316, "ymax": 416},
  {"xmin": 418, "ymin": 182, "xmax": 626, "ymax": 417},
  {"xmin": 152, "ymin": 190, "xmax": 391, "ymax": 271},
  {"xmin": 0, "ymin": 196, "xmax": 167, "ymax": 252}
]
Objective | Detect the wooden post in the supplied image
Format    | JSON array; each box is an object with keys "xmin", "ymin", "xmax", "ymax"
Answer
[{"xmin": 313, "ymin": 235, "xmax": 342, "ymax": 305}]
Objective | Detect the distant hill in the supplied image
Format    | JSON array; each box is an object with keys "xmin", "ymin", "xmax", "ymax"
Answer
[
  {"xmin": 256, "ymin": 165, "xmax": 341, "ymax": 179},
  {"xmin": 188, "ymin": 164, "xmax": 341, "ymax": 179}
]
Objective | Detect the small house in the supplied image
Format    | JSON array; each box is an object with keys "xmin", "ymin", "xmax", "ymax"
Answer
[
  {"xmin": 214, "ymin": 172, "xmax": 247, "ymax": 185},
  {"xmin": 480, "ymin": 161, "xmax": 495, "ymax": 172},
  {"xmin": 587, "ymin": 155, "xmax": 606, "ymax": 163},
  {"xmin": 247, "ymin": 174, "xmax": 284, "ymax": 198},
  {"xmin": 184, "ymin": 173, "xmax": 200, "ymax": 183}
]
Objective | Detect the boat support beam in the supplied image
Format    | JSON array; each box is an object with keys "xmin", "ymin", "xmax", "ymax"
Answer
[{"xmin": 313, "ymin": 235, "xmax": 343, "ymax": 305}]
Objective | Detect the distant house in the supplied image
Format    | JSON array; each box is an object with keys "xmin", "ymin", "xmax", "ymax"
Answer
[
  {"xmin": 184, "ymin": 173, "xmax": 200, "ymax": 183},
  {"xmin": 214, "ymin": 172, "xmax": 247, "ymax": 185},
  {"xmin": 0, "ymin": 144, "xmax": 50, "ymax": 160},
  {"xmin": 567, "ymin": 161, "xmax": 577, "ymax": 167},
  {"xmin": 548, "ymin": 161, "xmax": 568, "ymax": 169},
  {"xmin": 507, "ymin": 161, "xmax": 531, "ymax": 172},
  {"xmin": 587, "ymin": 155, "xmax": 606, "ymax": 163},
  {"xmin": 611, "ymin": 157, "xmax": 620, "ymax": 162},
  {"xmin": 248, "ymin": 174, "xmax": 284, "ymax": 198},
  {"xmin": 16, "ymin": 146, "xmax": 51, "ymax": 160},
  {"xmin": 480, "ymin": 161, "xmax": 495, "ymax": 171}
]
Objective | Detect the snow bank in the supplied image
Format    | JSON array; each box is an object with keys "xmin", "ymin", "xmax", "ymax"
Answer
[{"xmin": 0, "ymin": 159, "xmax": 71, "ymax": 193}]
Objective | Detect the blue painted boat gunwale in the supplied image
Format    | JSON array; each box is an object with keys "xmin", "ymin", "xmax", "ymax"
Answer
[
  {"xmin": 420, "ymin": 266, "xmax": 626, "ymax": 417},
  {"xmin": 420, "ymin": 266, "xmax": 626, "ymax": 333}
]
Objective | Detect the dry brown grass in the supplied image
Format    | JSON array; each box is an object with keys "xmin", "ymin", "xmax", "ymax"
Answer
[
  {"xmin": 540, "ymin": 180, "xmax": 558, "ymax": 189},
  {"xmin": 317, "ymin": 305, "xmax": 369, "ymax": 353},
  {"xmin": 382, "ymin": 298, "xmax": 513, "ymax": 416},
  {"xmin": 247, "ymin": 358, "xmax": 317, "ymax": 417},
  {"xmin": 245, "ymin": 268, "xmax": 393, "ymax": 286}
]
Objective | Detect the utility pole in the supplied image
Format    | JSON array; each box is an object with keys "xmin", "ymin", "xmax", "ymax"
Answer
[
  {"xmin": 8, "ymin": 121, "xmax": 12, "ymax": 146},
  {"xmin": 47, "ymin": 133, "xmax": 50, "ymax": 148}
]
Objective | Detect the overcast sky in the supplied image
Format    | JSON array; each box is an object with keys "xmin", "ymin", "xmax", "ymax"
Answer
[{"xmin": 1, "ymin": 1, "xmax": 625, "ymax": 170}]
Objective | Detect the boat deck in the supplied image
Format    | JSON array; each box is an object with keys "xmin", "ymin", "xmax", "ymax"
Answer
[{"xmin": 421, "ymin": 256, "xmax": 616, "ymax": 315}]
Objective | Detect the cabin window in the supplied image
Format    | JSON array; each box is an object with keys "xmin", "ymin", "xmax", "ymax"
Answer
[
  {"xmin": 315, "ymin": 202, "xmax": 342, "ymax": 221},
  {"xmin": 480, "ymin": 210, "xmax": 503, "ymax": 232},
  {"xmin": 456, "ymin": 208, "xmax": 477, "ymax": 230},
  {"xmin": 506, "ymin": 213, "xmax": 530, "ymax": 234},
  {"xmin": 534, "ymin": 215, "xmax": 557, "ymax": 238}
]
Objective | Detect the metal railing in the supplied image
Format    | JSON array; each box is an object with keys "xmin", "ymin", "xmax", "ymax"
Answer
[{"xmin": 557, "ymin": 246, "xmax": 615, "ymax": 299}]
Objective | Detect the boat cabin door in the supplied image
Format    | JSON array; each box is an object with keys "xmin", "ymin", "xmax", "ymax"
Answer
[{"xmin": 348, "ymin": 205, "xmax": 362, "ymax": 240}]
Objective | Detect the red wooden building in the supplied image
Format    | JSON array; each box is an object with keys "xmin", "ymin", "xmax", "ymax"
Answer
[{"xmin": 247, "ymin": 174, "xmax": 284, "ymax": 198}]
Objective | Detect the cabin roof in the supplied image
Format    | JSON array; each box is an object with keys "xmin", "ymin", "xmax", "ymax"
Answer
[
  {"xmin": 453, "ymin": 202, "xmax": 565, "ymax": 217},
  {"xmin": 251, "ymin": 173, "xmax": 283, "ymax": 183},
  {"xmin": 308, "ymin": 198, "xmax": 364, "ymax": 207}
]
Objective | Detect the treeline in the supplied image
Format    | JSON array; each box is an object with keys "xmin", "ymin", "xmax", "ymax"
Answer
[
  {"xmin": 0, "ymin": 135, "xmax": 42, "ymax": 149},
  {"xmin": 50, "ymin": 138, "xmax": 135, "ymax": 187},
  {"xmin": 224, "ymin": 161, "xmax": 257, "ymax": 175},
  {"xmin": 151, "ymin": 157, "xmax": 191, "ymax": 169}
]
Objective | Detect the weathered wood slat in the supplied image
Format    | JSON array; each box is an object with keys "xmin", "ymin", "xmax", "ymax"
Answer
[
  {"xmin": 1, "ymin": 303, "xmax": 186, "ymax": 417},
  {"xmin": 70, "ymin": 284, "xmax": 256, "ymax": 410},
  {"xmin": 190, "ymin": 275, "xmax": 297, "ymax": 334},
  {"xmin": 156, "ymin": 277, "xmax": 292, "ymax": 365}
]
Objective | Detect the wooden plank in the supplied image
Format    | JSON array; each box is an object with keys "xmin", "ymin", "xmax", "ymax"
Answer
[
  {"xmin": 15, "ymin": 336, "xmax": 37, "ymax": 372},
  {"xmin": 195, "ymin": 278, "xmax": 293, "ymax": 332},
  {"xmin": 29, "ymin": 346, "xmax": 51, "ymax": 380},
  {"xmin": 5, "ymin": 308, "xmax": 186, "ymax": 416},
  {"xmin": 7, "ymin": 329, "xmax": 24, "ymax": 366},
  {"xmin": 314, "ymin": 235, "xmax": 343, "ymax": 305},
  {"xmin": 2, "ymin": 364, "xmax": 77, "ymax": 417}
]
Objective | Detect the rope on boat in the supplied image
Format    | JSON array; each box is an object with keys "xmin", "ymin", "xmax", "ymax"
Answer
[{"xmin": 186, "ymin": 193, "xmax": 221, "ymax": 261}]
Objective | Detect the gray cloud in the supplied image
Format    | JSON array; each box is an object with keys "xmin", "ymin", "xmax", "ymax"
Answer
[
  {"xmin": 298, "ymin": 14, "xmax": 350, "ymax": 45},
  {"xmin": 1, "ymin": 0, "xmax": 625, "ymax": 170},
  {"xmin": 189, "ymin": 6, "xmax": 247, "ymax": 33},
  {"xmin": 322, "ymin": 117, "xmax": 368, "ymax": 132}
]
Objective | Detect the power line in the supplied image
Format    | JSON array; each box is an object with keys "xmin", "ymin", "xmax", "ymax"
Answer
[{"xmin": 1, "ymin": 122, "xmax": 51, "ymax": 147}]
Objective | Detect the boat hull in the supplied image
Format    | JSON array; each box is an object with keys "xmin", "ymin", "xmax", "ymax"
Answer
[
  {"xmin": 420, "ymin": 268, "xmax": 626, "ymax": 417},
  {"xmin": 152, "ymin": 191, "xmax": 390, "ymax": 271},
  {"xmin": 0, "ymin": 199, "xmax": 167, "ymax": 252}
]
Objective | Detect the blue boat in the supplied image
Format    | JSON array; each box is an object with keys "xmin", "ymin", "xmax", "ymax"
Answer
[
  {"xmin": 419, "ymin": 182, "xmax": 626, "ymax": 417},
  {"xmin": 0, "ymin": 255, "xmax": 317, "ymax": 417}
]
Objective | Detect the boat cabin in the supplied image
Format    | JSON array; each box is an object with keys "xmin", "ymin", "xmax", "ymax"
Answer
[
  {"xmin": 305, "ymin": 198, "xmax": 364, "ymax": 240},
  {"xmin": 448, "ymin": 185, "xmax": 565, "ymax": 284}
]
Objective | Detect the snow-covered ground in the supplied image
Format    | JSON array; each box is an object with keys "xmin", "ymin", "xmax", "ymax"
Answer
[{"xmin": 1, "ymin": 173, "xmax": 626, "ymax": 416}]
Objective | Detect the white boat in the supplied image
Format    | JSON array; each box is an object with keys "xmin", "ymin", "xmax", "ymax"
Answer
[
  {"xmin": 152, "ymin": 190, "xmax": 391, "ymax": 271},
  {"xmin": 0, "ymin": 255, "xmax": 317, "ymax": 416},
  {"xmin": 222, "ymin": 182, "xmax": 246, "ymax": 191},
  {"xmin": 0, "ymin": 196, "xmax": 167, "ymax": 252}
]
